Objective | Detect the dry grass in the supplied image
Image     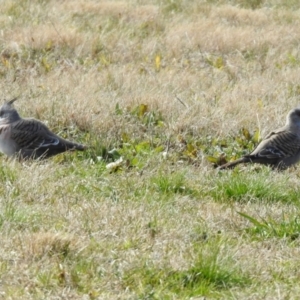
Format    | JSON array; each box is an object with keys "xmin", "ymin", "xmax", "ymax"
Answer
[{"xmin": 0, "ymin": 0, "xmax": 300, "ymax": 298}]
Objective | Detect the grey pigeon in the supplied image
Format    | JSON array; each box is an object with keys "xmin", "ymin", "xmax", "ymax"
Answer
[
  {"xmin": 0, "ymin": 98, "xmax": 86, "ymax": 159},
  {"xmin": 218, "ymin": 107, "xmax": 300, "ymax": 170}
]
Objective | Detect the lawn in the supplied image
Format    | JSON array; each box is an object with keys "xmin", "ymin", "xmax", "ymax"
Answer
[{"xmin": 1, "ymin": 0, "xmax": 300, "ymax": 299}]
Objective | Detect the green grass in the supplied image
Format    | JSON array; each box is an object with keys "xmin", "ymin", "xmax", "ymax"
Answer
[
  {"xmin": 209, "ymin": 170, "xmax": 300, "ymax": 203},
  {"xmin": 239, "ymin": 212, "xmax": 300, "ymax": 241},
  {"xmin": 123, "ymin": 238, "xmax": 250, "ymax": 298}
]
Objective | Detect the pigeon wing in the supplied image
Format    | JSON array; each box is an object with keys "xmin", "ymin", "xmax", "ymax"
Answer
[
  {"xmin": 10, "ymin": 119, "xmax": 60, "ymax": 150},
  {"xmin": 249, "ymin": 130, "xmax": 300, "ymax": 160}
]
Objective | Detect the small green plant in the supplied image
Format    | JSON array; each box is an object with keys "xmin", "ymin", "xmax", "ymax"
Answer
[
  {"xmin": 237, "ymin": 0, "xmax": 263, "ymax": 9},
  {"xmin": 206, "ymin": 127, "xmax": 260, "ymax": 167},
  {"xmin": 123, "ymin": 239, "xmax": 249, "ymax": 298},
  {"xmin": 161, "ymin": 0, "xmax": 184, "ymax": 14},
  {"xmin": 239, "ymin": 212, "xmax": 300, "ymax": 241},
  {"xmin": 209, "ymin": 171, "xmax": 300, "ymax": 203},
  {"xmin": 151, "ymin": 171, "xmax": 196, "ymax": 196},
  {"xmin": 130, "ymin": 103, "xmax": 164, "ymax": 127},
  {"xmin": 206, "ymin": 55, "xmax": 225, "ymax": 69}
]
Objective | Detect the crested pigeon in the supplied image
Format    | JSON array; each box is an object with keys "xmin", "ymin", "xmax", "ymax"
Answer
[
  {"xmin": 0, "ymin": 98, "xmax": 86, "ymax": 159},
  {"xmin": 218, "ymin": 107, "xmax": 300, "ymax": 170}
]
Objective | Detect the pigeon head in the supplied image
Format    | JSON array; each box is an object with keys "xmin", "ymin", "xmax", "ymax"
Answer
[
  {"xmin": 287, "ymin": 107, "xmax": 300, "ymax": 128},
  {"xmin": 0, "ymin": 98, "xmax": 21, "ymax": 125}
]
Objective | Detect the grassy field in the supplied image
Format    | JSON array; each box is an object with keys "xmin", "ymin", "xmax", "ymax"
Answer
[{"xmin": 1, "ymin": 0, "xmax": 300, "ymax": 298}]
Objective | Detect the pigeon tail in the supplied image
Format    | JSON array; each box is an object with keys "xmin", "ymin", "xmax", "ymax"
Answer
[{"xmin": 217, "ymin": 157, "xmax": 249, "ymax": 170}]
